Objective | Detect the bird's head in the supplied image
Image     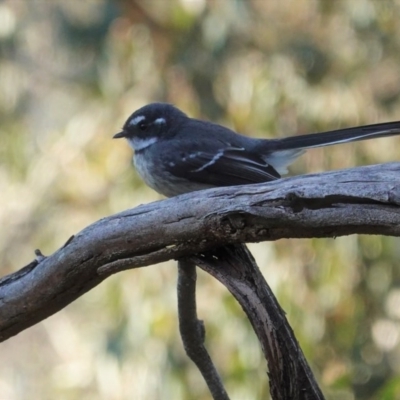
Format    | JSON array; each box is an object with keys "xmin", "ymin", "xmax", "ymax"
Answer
[{"xmin": 113, "ymin": 102, "xmax": 188, "ymax": 151}]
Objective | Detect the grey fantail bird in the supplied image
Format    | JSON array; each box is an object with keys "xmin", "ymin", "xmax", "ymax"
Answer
[{"xmin": 114, "ymin": 102, "xmax": 400, "ymax": 197}]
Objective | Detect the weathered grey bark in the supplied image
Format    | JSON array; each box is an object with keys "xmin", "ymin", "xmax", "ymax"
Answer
[
  {"xmin": 177, "ymin": 259, "xmax": 231, "ymax": 400},
  {"xmin": 1, "ymin": 163, "xmax": 400, "ymax": 341},
  {"xmin": 1, "ymin": 163, "xmax": 400, "ymax": 399},
  {"xmin": 191, "ymin": 244, "xmax": 325, "ymax": 400},
  {"xmin": 177, "ymin": 245, "xmax": 325, "ymax": 400}
]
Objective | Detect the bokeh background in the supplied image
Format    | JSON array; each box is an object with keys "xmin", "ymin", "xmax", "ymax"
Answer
[{"xmin": 1, "ymin": 0, "xmax": 400, "ymax": 399}]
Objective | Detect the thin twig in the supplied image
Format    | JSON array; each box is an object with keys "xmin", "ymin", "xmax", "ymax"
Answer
[
  {"xmin": 177, "ymin": 259, "xmax": 230, "ymax": 400},
  {"xmin": 34, "ymin": 249, "xmax": 46, "ymax": 263}
]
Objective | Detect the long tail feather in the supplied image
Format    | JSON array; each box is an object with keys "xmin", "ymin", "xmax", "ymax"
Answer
[
  {"xmin": 273, "ymin": 121, "xmax": 400, "ymax": 150},
  {"xmin": 260, "ymin": 120, "xmax": 400, "ymax": 174}
]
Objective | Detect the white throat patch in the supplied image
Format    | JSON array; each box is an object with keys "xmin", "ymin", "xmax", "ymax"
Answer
[{"xmin": 127, "ymin": 136, "xmax": 157, "ymax": 151}]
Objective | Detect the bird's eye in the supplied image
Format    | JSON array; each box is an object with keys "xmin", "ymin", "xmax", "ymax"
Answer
[{"xmin": 138, "ymin": 122, "xmax": 147, "ymax": 131}]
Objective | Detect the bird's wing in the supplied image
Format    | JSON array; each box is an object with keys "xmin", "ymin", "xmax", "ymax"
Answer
[{"xmin": 163, "ymin": 145, "xmax": 281, "ymax": 187}]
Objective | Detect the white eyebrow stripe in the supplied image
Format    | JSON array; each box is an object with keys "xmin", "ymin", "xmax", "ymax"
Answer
[
  {"xmin": 155, "ymin": 118, "xmax": 166, "ymax": 124},
  {"xmin": 129, "ymin": 115, "xmax": 146, "ymax": 126}
]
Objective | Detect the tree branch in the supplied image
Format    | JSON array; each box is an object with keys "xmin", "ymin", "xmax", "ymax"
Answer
[
  {"xmin": 191, "ymin": 244, "xmax": 325, "ymax": 400},
  {"xmin": 177, "ymin": 259, "xmax": 230, "ymax": 400},
  {"xmin": 1, "ymin": 163, "xmax": 400, "ymax": 341}
]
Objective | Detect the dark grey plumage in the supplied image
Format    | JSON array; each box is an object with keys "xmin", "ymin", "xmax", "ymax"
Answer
[{"xmin": 114, "ymin": 102, "xmax": 400, "ymax": 197}]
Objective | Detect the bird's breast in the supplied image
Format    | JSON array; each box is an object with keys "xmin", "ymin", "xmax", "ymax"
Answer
[{"xmin": 133, "ymin": 149, "xmax": 214, "ymax": 197}]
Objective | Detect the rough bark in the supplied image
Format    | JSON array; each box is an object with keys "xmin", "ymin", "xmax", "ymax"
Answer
[
  {"xmin": 1, "ymin": 163, "xmax": 400, "ymax": 342},
  {"xmin": 191, "ymin": 244, "xmax": 325, "ymax": 400},
  {"xmin": 177, "ymin": 259, "xmax": 230, "ymax": 400}
]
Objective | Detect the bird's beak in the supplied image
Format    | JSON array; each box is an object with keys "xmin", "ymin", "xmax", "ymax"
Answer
[{"xmin": 113, "ymin": 130, "xmax": 127, "ymax": 139}]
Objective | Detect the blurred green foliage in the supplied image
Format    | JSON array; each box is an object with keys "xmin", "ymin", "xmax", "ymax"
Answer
[{"xmin": 1, "ymin": 0, "xmax": 400, "ymax": 399}]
